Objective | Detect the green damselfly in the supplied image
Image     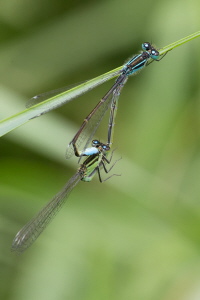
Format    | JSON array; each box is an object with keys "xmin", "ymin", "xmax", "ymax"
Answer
[
  {"xmin": 11, "ymin": 140, "xmax": 118, "ymax": 253},
  {"xmin": 12, "ymin": 42, "xmax": 162, "ymax": 253},
  {"xmin": 27, "ymin": 43, "xmax": 161, "ymax": 158}
]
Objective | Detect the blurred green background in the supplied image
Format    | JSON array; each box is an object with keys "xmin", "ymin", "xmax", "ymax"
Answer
[{"xmin": 0, "ymin": 0, "xmax": 200, "ymax": 299}]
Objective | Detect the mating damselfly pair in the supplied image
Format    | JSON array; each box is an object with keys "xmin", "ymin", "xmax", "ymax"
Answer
[{"xmin": 12, "ymin": 42, "xmax": 163, "ymax": 253}]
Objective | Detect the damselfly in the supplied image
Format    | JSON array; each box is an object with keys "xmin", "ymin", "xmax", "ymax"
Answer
[
  {"xmin": 11, "ymin": 140, "xmax": 117, "ymax": 253},
  {"xmin": 27, "ymin": 43, "xmax": 161, "ymax": 158}
]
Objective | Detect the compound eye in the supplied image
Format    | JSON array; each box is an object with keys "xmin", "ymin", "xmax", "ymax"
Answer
[
  {"xmin": 151, "ymin": 49, "xmax": 160, "ymax": 60},
  {"xmin": 142, "ymin": 42, "xmax": 151, "ymax": 51},
  {"xmin": 102, "ymin": 145, "xmax": 110, "ymax": 151},
  {"xmin": 92, "ymin": 140, "xmax": 100, "ymax": 146}
]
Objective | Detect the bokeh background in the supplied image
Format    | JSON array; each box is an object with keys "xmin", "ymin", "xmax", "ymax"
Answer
[{"xmin": 0, "ymin": 0, "xmax": 200, "ymax": 299}]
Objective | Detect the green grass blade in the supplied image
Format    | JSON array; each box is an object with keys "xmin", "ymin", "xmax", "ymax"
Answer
[
  {"xmin": 0, "ymin": 31, "xmax": 199, "ymax": 137},
  {"xmin": 0, "ymin": 68, "xmax": 120, "ymax": 137}
]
